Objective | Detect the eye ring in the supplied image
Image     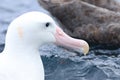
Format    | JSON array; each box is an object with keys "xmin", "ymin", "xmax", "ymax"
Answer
[{"xmin": 45, "ymin": 22, "xmax": 50, "ymax": 27}]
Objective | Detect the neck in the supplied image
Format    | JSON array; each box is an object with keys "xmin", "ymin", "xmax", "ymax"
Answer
[
  {"xmin": 3, "ymin": 39, "xmax": 44, "ymax": 80},
  {"xmin": 4, "ymin": 42, "xmax": 40, "ymax": 58},
  {"xmin": 4, "ymin": 37, "xmax": 40, "ymax": 60}
]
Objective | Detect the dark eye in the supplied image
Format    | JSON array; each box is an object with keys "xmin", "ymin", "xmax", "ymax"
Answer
[{"xmin": 45, "ymin": 22, "xmax": 50, "ymax": 27}]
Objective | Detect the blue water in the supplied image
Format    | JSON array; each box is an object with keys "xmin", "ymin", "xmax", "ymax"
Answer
[{"xmin": 0, "ymin": 0, "xmax": 120, "ymax": 80}]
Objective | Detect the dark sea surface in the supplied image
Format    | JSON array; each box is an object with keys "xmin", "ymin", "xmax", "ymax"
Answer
[{"xmin": 0, "ymin": 0, "xmax": 120, "ymax": 80}]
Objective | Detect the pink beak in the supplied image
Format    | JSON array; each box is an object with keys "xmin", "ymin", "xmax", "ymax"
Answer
[{"xmin": 55, "ymin": 27, "xmax": 89, "ymax": 55}]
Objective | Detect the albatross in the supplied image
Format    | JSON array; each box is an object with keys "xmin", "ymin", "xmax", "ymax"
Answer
[{"xmin": 0, "ymin": 11, "xmax": 89, "ymax": 80}]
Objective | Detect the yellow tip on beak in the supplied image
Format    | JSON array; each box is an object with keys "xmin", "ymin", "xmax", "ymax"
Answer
[{"xmin": 83, "ymin": 41, "xmax": 89, "ymax": 55}]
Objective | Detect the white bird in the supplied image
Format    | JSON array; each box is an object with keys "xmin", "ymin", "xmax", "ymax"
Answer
[{"xmin": 0, "ymin": 11, "xmax": 89, "ymax": 80}]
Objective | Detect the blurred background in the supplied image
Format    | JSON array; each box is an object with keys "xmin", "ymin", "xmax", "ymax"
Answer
[{"xmin": 0, "ymin": 0, "xmax": 120, "ymax": 80}]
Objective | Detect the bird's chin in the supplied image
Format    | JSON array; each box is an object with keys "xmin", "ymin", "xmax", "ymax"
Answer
[{"xmin": 54, "ymin": 27, "xmax": 89, "ymax": 55}]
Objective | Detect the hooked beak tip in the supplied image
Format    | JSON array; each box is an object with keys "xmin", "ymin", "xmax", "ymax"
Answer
[{"xmin": 83, "ymin": 41, "xmax": 89, "ymax": 55}]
